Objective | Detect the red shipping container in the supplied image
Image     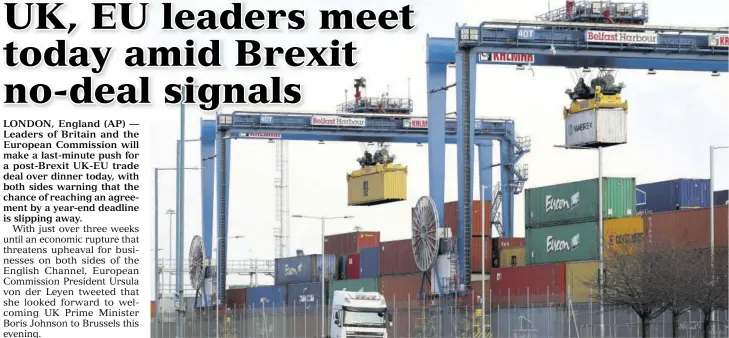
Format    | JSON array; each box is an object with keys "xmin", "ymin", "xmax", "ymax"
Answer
[
  {"xmin": 643, "ymin": 206, "xmax": 728, "ymax": 252},
  {"xmin": 380, "ymin": 239, "xmax": 419, "ymax": 275},
  {"xmin": 379, "ymin": 273, "xmax": 422, "ymax": 308},
  {"xmin": 346, "ymin": 253, "xmax": 360, "ymax": 279},
  {"xmin": 225, "ymin": 288, "xmax": 246, "ymax": 309},
  {"xmin": 471, "ymin": 280, "xmax": 492, "ymax": 300},
  {"xmin": 324, "ymin": 231, "xmax": 380, "ymax": 256},
  {"xmin": 471, "ymin": 237, "xmax": 492, "ymax": 273},
  {"xmin": 491, "ymin": 263, "xmax": 566, "ymax": 307},
  {"xmin": 444, "ymin": 200, "xmax": 491, "ymax": 237},
  {"xmin": 495, "ymin": 237, "xmax": 526, "ymax": 249}
]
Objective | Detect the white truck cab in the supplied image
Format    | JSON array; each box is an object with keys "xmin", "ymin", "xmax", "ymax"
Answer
[{"xmin": 329, "ymin": 291, "xmax": 392, "ymax": 338}]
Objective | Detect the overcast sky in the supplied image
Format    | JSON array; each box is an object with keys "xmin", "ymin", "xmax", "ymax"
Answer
[{"xmin": 143, "ymin": 0, "xmax": 729, "ymax": 293}]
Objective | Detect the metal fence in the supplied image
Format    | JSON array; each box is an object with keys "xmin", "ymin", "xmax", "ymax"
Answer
[{"xmin": 151, "ymin": 292, "xmax": 728, "ymax": 338}]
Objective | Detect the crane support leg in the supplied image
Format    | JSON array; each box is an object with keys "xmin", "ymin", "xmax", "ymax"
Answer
[
  {"xmin": 215, "ymin": 131, "xmax": 231, "ymax": 306},
  {"xmin": 201, "ymin": 121, "xmax": 216, "ymax": 261},
  {"xmin": 456, "ymin": 44, "xmax": 477, "ymax": 291},
  {"xmin": 426, "ymin": 35, "xmax": 448, "ymax": 227},
  {"xmin": 478, "ymin": 141, "xmax": 494, "ymax": 204},
  {"xmin": 500, "ymin": 141, "xmax": 514, "ymax": 237}
]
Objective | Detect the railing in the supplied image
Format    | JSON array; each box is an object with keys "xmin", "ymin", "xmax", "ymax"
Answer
[
  {"xmin": 337, "ymin": 97, "xmax": 414, "ymax": 114},
  {"xmin": 536, "ymin": 1, "xmax": 649, "ymax": 23}
]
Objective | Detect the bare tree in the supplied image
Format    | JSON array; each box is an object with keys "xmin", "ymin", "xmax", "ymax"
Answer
[
  {"xmin": 686, "ymin": 248, "xmax": 729, "ymax": 338},
  {"xmin": 650, "ymin": 240, "xmax": 695, "ymax": 338},
  {"xmin": 592, "ymin": 242, "xmax": 668, "ymax": 338}
]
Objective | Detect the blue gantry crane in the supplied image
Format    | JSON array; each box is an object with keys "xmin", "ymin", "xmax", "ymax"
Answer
[{"xmin": 196, "ymin": 2, "xmax": 728, "ymax": 308}]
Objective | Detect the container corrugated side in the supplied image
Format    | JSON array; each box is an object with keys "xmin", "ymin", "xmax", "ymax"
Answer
[
  {"xmin": 346, "ymin": 253, "xmax": 360, "ymax": 279},
  {"xmin": 565, "ymin": 261, "xmax": 599, "ymax": 304},
  {"xmin": 637, "ymin": 179, "xmax": 711, "ymax": 214},
  {"xmin": 525, "ymin": 177, "xmax": 635, "ymax": 227},
  {"xmin": 565, "ymin": 108, "xmax": 627, "ymax": 147},
  {"xmin": 643, "ymin": 206, "xmax": 728, "ymax": 252},
  {"xmin": 324, "ymin": 231, "xmax": 380, "ymax": 256},
  {"xmin": 471, "ymin": 237, "xmax": 491, "ymax": 273},
  {"xmin": 491, "ymin": 264, "xmax": 566, "ymax": 306},
  {"xmin": 245, "ymin": 285, "xmax": 287, "ymax": 309},
  {"xmin": 498, "ymin": 247, "xmax": 526, "ymax": 268},
  {"xmin": 274, "ymin": 254, "xmax": 337, "ymax": 285},
  {"xmin": 359, "ymin": 246, "xmax": 380, "ymax": 278},
  {"xmin": 526, "ymin": 222, "xmax": 599, "ymax": 265},
  {"xmin": 286, "ymin": 282, "xmax": 327, "ymax": 312},
  {"xmin": 604, "ymin": 216, "xmax": 643, "ymax": 256},
  {"xmin": 379, "ymin": 273, "xmax": 422, "ymax": 308},
  {"xmin": 443, "ymin": 200, "xmax": 491, "ymax": 237},
  {"xmin": 380, "ymin": 239, "xmax": 419, "ymax": 275},
  {"xmin": 226, "ymin": 288, "xmax": 247, "ymax": 309},
  {"xmin": 716, "ymin": 190, "xmax": 729, "ymax": 206},
  {"xmin": 328, "ymin": 278, "xmax": 379, "ymax": 300}
]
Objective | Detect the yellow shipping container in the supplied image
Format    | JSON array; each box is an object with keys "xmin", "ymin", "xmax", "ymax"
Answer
[
  {"xmin": 565, "ymin": 261, "xmax": 599, "ymax": 304},
  {"xmin": 347, "ymin": 163, "xmax": 407, "ymax": 206},
  {"xmin": 498, "ymin": 247, "xmax": 526, "ymax": 268},
  {"xmin": 604, "ymin": 216, "xmax": 644, "ymax": 256}
]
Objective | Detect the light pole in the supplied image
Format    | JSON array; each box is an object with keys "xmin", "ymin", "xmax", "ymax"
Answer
[
  {"xmin": 555, "ymin": 144, "xmax": 604, "ymax": 338},
  {"xmin": 710, "ymin": 145, "xmax": 728, "ymax": 334},
  {"xmin": 293, "ymin": 214, "xmax": 353, "ymax": 338},
  {"xmin": 166, "ymin": 209, "xmax": 176, "ymax": 297},
  {"xmin": 154, "ymin": 167, "xmax": 198, "ymax": 337}
]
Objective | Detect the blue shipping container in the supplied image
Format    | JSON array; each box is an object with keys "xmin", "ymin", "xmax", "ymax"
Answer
[
  {"xmin": 338, "ymin": 255, "xmax": 347, "ymax": 280},
  {"xmin": 637, "ymin": 179, "xmax": 710, "ymax": 215},
  {"xmin": 716, "ymin": 190, "xmax": 729, "ymax": 206},
  {"xmin": 359, "ymin": 247, "xmax": 380, "ymax": 278},
  {"xmin": 245, "ymin": 285, "xmax": 286, "ymax": 309},
  {"xmin": 286, "ymin": 282, "xmax": 327, "ymax": 312},
  {"xmin": 275, "ymin": 254, "xmax": 338, "ymax": 285}
]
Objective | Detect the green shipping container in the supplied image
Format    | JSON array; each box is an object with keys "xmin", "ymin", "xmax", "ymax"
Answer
[
  {"xmin": 328, "ymin": 278, "xmax": 379, "ymax": 301},
  {"xmin": 526, "ymin": 221, "xmax": 599, "ymax": 265},
  {"xmin": 525, "ymin": 177, "xmax": 636, "ymax": 228}
]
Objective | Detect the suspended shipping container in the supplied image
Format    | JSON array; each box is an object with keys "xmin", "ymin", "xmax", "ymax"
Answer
[
  {"xmin": 225, "ymin": 288, "xmax": 247, "ymax": 309},
  {"xmin": 643, "ymin": 206, "xmax": 728, "ymax": 252},
  {"xmin": 636, "ymin": 178, "xmax": 711, "ymax": 215},
  {"xmin": 347, "ymin": 163, "xmax": 407, "ymax": 206},
  {"xmin": 274, "ymin": 254, "xmax": 337, "ymax": 285},
  {"xmin": 443, "ymin": 200, "xmax": 491, "ymax": 237},
  {"xmin": 604, "ymin": 216, "xmax": 644, "ymax": 256},
  {"xmin": 494, "ymin": 237, "xmax": 526, "ymax": 249},
  {"xmin": 565, "ymin": 261, "xmax": 599, "ymax": 304},
  {"xmin": 526, "ymin": 221, "xmax": 599, "ymax": 265},
  {"xmin": 324, "ymin": 231, "xmax": 380, "ymax": 256},
  {"xmin": 498, "ymin": 247, "xmax": 526, "ymax": 268},
  {"xmin": 379, "ymin": 274, "xmax": 422, "ymax": 308},
  {"xmin": 287, "ymin": 282, "xmax": 327, "ymax": 313},
  {"xmin": 380, "ymin": 239, "xmax": 419, "ymax": 275},
  {"xmin": 491, "ymin": 264, "xmax": 566, "ymax": 306},
  {"xmin": 471, "ymin": 237, "xmax": 492, "ymax": 273},
  {"xmin": 245, "ymin": 285, "xmax": 287, "ymax": 309},
  {"xmin": 525, "ymin": 177, "xmax": 636, "ymax": 228},
  {"xmin": 715, "ymin": 190, "xmax": 728, "ymax": 206},
  {"xmin": 359, "ymin": 247, "xmax": 380, "ymax": 278},
  {"xmin": 564, "ymin": 108, "xmax": 627, "ymax": 148},
  {"xmin": 328, "ymin": 278, "xmax": 379, "ymax": 300},
  {"xmin": 346, "ymin": 252, "xmax": 360, "ymax": 279}
]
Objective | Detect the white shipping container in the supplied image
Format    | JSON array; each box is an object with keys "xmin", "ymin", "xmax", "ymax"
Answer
[{"xmin": 565, "ymin": 108, "xmax": 627, "ymax": 147}]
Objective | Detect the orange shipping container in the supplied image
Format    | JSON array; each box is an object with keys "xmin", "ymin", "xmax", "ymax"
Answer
[
  {"xmin": 444, "ymin": 200, "xmax": 491, "ymax": 237},
  {"xmin": 379, "ymin": 274, "xmax": 422, "ymax": 308},
  {"xmin": 643, "ymin": 206, "xmax": 728, "ymax": 252},
  {"xmin": 604, "ymin": 216, "xmax": 644, "ymax": 256},
  {"xmin": 565, "ymin": 261, "xmax": 599, "ymax": 303},
  {"xmin": 324, "ymin": 231, "xmax": 380, "ymax": 256},
  {"xmin": 471, "ymin": 237, "xmax": 492, "ymax": 273}
]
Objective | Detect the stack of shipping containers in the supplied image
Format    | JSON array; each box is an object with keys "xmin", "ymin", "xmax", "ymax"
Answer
[
  {"xmin": 325, "ymin": 231, "xmax": 381, "ymax": 305},
  {"xmin": 443, "ymin": 200, "xmax": 492, "ymax": 298},
  {"xmin": 517, "ymin": 177, "xmax": 638, "ymax": 308}
]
